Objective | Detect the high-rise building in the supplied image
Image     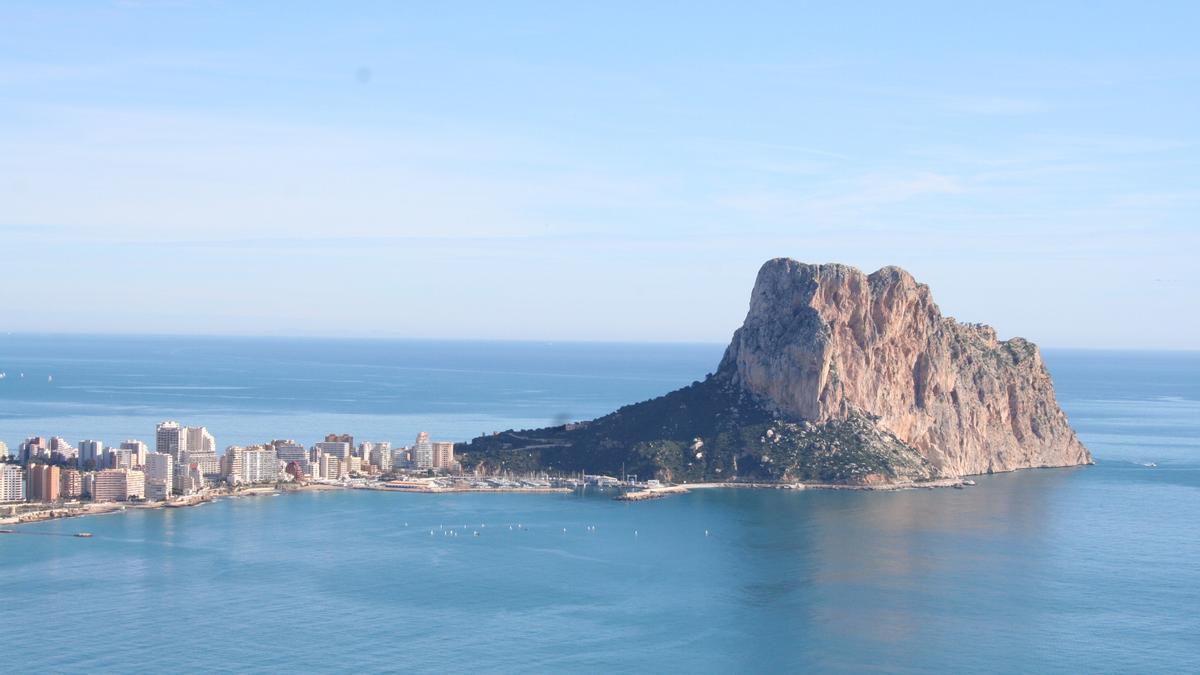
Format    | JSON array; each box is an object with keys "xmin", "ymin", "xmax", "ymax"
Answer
[
  {"xmin": 107, "ymin": 447, "xmax": 134, "ymax": 470},
  {"xmin": 173, "ymin": 463, "xmax": 203, "ymax": 496},
  {"xmin": 93, "ymin": 469, "xmax": 145, "ymax": 502},
  {"xmin": 433, "ymin": 442, "xmax": 456, "ymax": 470},
  {"xmin": 221, "ymin": 446, "xmax": 244, "ymax": 483},
  {"xmin": 156, "ymin": 421, "xmax": 187, "ymax": 459},
  {"xmin": 320, "ymin": 454, "xmax": 343, "ymax": 480},
  {"xmin": 242, "ymin": 448, "xmax": 278, "ymax": 483},
  {"xmin": 78, "ymin": 440, "xmax": 105, "ymax": 470},
  {"xmin": 314, "ymin": 441, "xmax": 351, "ymax": 460},
  {"xmin": 18, "ymin": 437, "xmax": 49, "ymax": 464},
  {"xmin": 186, "ymin": 427, "xmax": 215, "ymax": 455},
  {"xmin": 60, "ymin": 468, "xmax": 83, "ymax": 499},
  {"xmin": 145, "ymin": 453, "xmax": 174, "ymax": 500},
  {"xmin": 413, "ymin": 432, "xmax": 434, "ymax": 469},
  {"xmin": 325, "ymin": 434, "xmax": 354, "ymax": 451},
  {"xmin": 273, "ymin": 441, "xmax": 308, "ymax": 474},
  {"xmin": 361, "ymin": 442, "xmax": 392, "ymax": 471},
  {"xmin": 26, "ymin": 464, "xmax": 61, "ymax": 502},
  {"xmin": 0, "ymin": 464, "xmax": 25, "ymax": 502},
  {"xmin": 49, "ymin": 437, "xmax": 76, "ymax": 463},
  {"xmin": 120, "ymin": 440, "xmax": 149, "ymax": 467}
]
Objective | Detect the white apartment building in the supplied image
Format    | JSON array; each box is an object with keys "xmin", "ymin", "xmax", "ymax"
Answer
[
  {"xmin": 242, "ymin": 448, "xmax": 278, "ymax": 484},
  {"xmin": 93, "ymin": 469, "xmax": 145, "ymax": 502},
  {"xmin": 314, "ymin": 441, "xmax": 351, "ymax": 460},
  {"xmin": 362, "ymin": 441, "xmax": 392, "ymax": 471},
  {"xmin": 320, "ymin": 454, "xmax": 343, "ymax": 480},
  {"xmin": 413, "ymin": 432, "xmax": 434, "ymax": 469},
  {"xmin": 0, "ymin": 464, "xmax": 25, "ymax": 502},
  {"xmin": 145, "ymin": 453, "xmax": 174, "ymax": 500}
]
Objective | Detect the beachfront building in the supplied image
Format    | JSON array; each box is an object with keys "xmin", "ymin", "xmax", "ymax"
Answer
[
  {"xmin": 174, "ymin": 463, "xmax": 204, "ymax": 496},
  {"xmin": 60, "ymin": 468, "xmax": 83, "ymax": 499},
  {"xmin": 93, "ymin": 469, "xmax": 145, "ymax": 502},
  {"xmin": 221, "ymin": 446, "xmax": 244, "ymax": 483},
  {"xmin": 184, "ymin": 427, "xmax": 219, "ymax": 480},
  {"xmin": 242, "ymin": 448, "xmax": 278, "ymax": 483},
  {"xmin": 0, "ymin": 464, "xmax": 25, "ymax": 502},
  {"xmin": 26, "ymin": 464, "xmax": 61, "ymax": 503},
  {"xmin": 145, "ymin": 453, "xmax": 173, "ymax": 500},
  {"xmin": 413, "ymin": 433, "xmax": 434, "ymax": 469},
  {"xmin": 433, "ymin": 442, "xmax": 456, "ymax": 470},
  {"xmin": 78, "ymin": 439, "xmax": 105, "ymax": 470},
  {"xmin": 320, "ymin": 454, "xmax": 343, "ymax": 480}
]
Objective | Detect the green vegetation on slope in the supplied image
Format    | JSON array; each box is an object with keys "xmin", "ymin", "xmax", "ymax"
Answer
[{"xmin": 457, "ymin": 376, "xmax": 937, "ymax": 485}]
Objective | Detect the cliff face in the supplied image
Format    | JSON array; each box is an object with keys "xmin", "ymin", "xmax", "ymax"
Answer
[{"xmin": 718, "ymin": 259, "xmax": 1091, "ymax": 476}]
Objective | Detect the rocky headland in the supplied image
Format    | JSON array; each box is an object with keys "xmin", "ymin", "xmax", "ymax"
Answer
[{"xmin": 458, "ymin": 259, "xmax": 1092, "ymax": 486}]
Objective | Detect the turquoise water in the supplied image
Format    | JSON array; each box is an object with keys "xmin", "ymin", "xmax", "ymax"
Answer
[{"xmin": 2, "ymin": 336, "xmax": 1198, "ymax": 672}]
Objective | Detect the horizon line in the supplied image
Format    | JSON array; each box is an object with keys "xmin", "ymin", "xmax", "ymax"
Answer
[{"xmin": 0, "ymin": 330, "xmax": 1196, "ymax": 354}]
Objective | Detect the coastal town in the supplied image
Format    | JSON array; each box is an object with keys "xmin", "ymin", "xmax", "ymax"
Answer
[{"xmin": 0, "ymin": 422, "xmax": 598, "ymax": 526}]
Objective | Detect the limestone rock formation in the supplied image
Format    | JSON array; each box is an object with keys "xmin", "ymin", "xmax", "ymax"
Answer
[
  {"xmin": 718, "ymin": 259, "xmax": 1092, "ymax": 476},
  {"xmin": 459, "ymin": 258, "xmax": 1090, "ymax": 484}
]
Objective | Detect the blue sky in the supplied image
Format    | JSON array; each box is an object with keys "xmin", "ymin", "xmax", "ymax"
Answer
[{"xmin": 2, "ymin": 1, "xmax": 1197, "ymax": 348}]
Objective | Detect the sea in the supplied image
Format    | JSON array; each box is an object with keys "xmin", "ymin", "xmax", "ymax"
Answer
[{"xmin": 1, "ymin": 334, "xmax": 1197, "ymax": 673}]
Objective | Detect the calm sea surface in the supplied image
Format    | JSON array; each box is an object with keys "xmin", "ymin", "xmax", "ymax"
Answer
[{"xmin": 1, "ymin": 335, "xmax": 1198, "ymax": 673}]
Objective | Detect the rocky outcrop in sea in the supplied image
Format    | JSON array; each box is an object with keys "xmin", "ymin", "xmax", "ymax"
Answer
[{"xmin": 458, "ymin": 259, "xmax": 1091, "ymax": 485}]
